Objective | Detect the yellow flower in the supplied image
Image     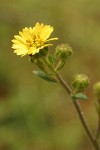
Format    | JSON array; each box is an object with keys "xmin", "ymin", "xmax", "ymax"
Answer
[{"xmin": 12, "ymin": 23, "xmax": 58, "ymax": 56}]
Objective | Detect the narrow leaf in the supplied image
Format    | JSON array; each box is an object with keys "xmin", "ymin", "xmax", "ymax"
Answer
[
  {"xmin": 71, "ymin": 93, "xmax": 88, "ymax": 100},
  {"xmin": 33, "ymin": 70, "xmax": 57, "ymax": 83},
  {"xmin": 47, "ymin": 54, "xmax": 54, "ymax": 66}
]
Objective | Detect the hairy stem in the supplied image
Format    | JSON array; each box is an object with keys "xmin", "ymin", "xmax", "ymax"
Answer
[{"xmin": 56, "ymin": 73, "xmax": 99, "ymax": 150}]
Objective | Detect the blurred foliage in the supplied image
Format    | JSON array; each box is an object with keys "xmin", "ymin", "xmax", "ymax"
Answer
[{"xmin": 0, "ymin": 0, "xmax": 100, "ymax": 149}]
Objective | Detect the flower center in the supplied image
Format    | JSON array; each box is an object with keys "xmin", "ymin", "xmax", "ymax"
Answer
[
  {"xmin": 26, "ymin": 40, "xmax": 33, "ymax": 47},
  {"xmin": 26, "ymin": 36, "xmax": 44, "ymax": 48}
]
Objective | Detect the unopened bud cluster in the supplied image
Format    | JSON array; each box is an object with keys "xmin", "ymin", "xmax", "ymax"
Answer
[
  {"xmin": 71, "ymin": 74, "xmax": 89, "ymax": 92},
  {"xmin": 93, "ymin": 82, "xmax": 100, "ymax": 99},
  {"xmin": 55, "ymin": 44, "xmax": 73, "ymax": 60}
]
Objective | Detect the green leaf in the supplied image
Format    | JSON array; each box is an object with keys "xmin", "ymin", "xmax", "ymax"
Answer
[
  {"xmin": 71, "ymin": 93, "xmax": 88, "ymax": 100},
  {"xmin": 47, "ymin": 54, "xmax": 54, "ymax": 66},
  {"xmin": 33, "ymin": 70, "xmax": 57, "ymax": 83}
]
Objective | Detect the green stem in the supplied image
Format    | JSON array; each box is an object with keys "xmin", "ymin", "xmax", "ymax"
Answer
[
  {"xmin": 95, "ymin": 100, "xmax": 100, "ymax": 140},
  {"xmin": 43, "ymin": 57, "xmax": 100, "ymax": 150}
]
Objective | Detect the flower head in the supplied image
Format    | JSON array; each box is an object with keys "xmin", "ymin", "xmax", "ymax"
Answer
[
  {"xmin": 55, "ymin": 43, "xmax": 73, "ymax": 60},
  {"xmin": 71, "ymin": 74, "xmax": 89, "ymax": 92},
  {"xmin": 12, "ymin": 23, "xmax": 58, "ymax": 56}
]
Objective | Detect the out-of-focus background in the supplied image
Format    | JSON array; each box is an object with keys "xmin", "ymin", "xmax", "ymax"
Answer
[{"xmin": 0, "ymin": 0, "xmax": 100, "ymax": 150}]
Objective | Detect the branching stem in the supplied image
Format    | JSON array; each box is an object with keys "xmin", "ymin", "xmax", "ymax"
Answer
[{"xmin": 43, "ymin": 57, "xmax": 100, "ymax": 150}]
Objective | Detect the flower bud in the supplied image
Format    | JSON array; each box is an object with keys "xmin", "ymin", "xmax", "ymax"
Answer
[
  {"xmin": 93, "ymin": 82, "xmax": 100, "ymax": 99},
  {"xmin": 55, "ymin": 44, "xmax": 73, "ymax": 60},
  {"xmin": 71, "ymin": 74, "xmax": 89, "ymax": 92}
]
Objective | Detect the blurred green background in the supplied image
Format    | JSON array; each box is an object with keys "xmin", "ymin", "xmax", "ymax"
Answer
[{"xmin": 0, "ymin": 0, "xmax": 100, "ymax": 149}]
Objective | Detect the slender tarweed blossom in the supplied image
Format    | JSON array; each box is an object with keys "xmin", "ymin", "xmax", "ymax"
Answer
[{"xmin": 12, "ymin": 23, "xmax": 58, "ymax": 57}]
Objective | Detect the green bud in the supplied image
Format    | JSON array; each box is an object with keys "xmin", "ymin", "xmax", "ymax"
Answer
[
  {"xmin": 71, "ymin": 74, "xmax": 89, "ymax": 92},
  {"xmin": 29, "ymin": 55, "xmax": 47, "ymax": 73},
  {"xmin": 34, "ymin": 59, "xmax": 48, "ymax": 73},
  {"xmin": 55, "ymin": 44, "xmax": 73, "ymax": 60},
  {"xmin": 93, "ymin": 82, "xmax": 100, "ymax": 99},
  {"xmin": 29, "ymin": 47, "xmax": 48, "ymax": 63},
  {"xmin": 38, "ymin": 47, "xmax": 48, "ymax": 57}
]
